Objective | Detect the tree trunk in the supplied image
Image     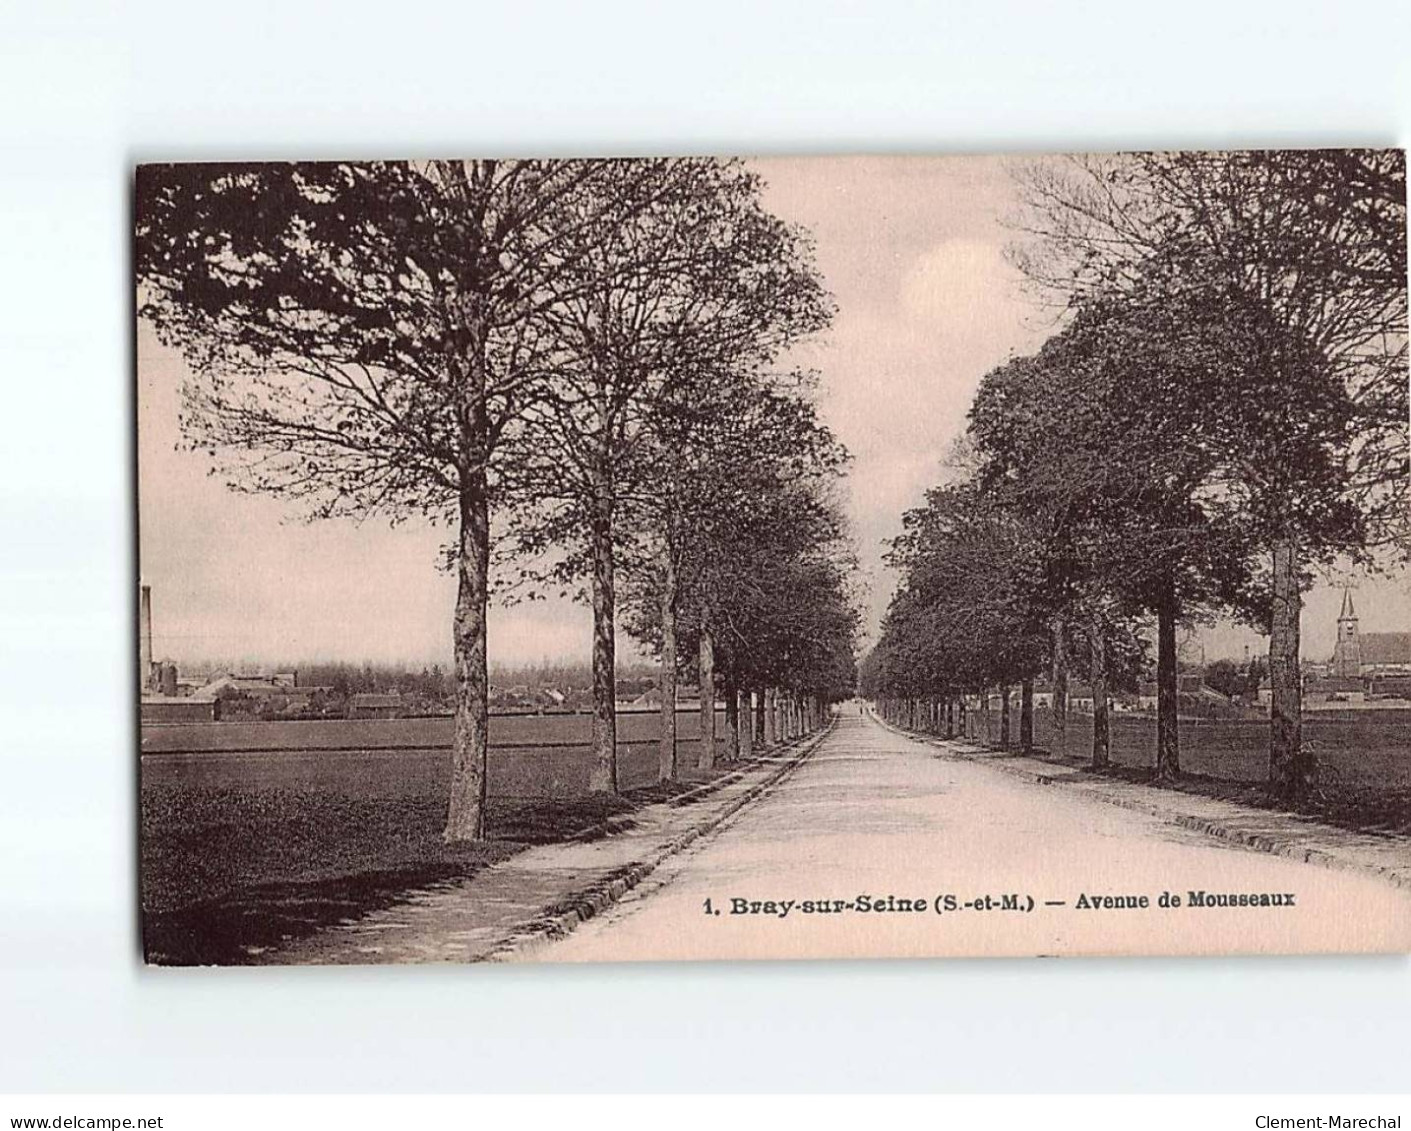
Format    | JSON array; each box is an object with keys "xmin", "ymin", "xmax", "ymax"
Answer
[
  {"xmin": 587, "ymin": 462, "xmax": 618, "ymax": 793},
  {"xmin": 1051, "ymin": 616, "xmax": 1068, "ymax": 756},
  {"xmin": 754, "ymin": 688, "xmax": 766, "ymax": 746},
  {"xmin": 724, "ymin": 672, "xmax": 740, "ymax": 762},
  {"xmin": 1020, "ymin": 678, "xmax": 1034, "ymax": 753},
  {"xmin": 764, "ymin": 687, "xmax": 777, "ymax": 746},
  {"xmin": 999, "ymin": 684, "xmax": 1011, "ymax": 750},
  {"xmin": 1269, "ymin": 536, "xmax": 1309, "ymax": 798},
  {"xmin": 697, "ymin": 622, "xmax": 715, "ymax": 769},
  {"xmin": 739, "ymin": 689, "xmax": 754, "ymax": 760},
  {"xmin": 1155, "ymin": 576, "xmax": 1180, "ymax": 781},
  {"xmin": 1090, "ymin": 618, "xmax": 1110, "ymax": 770},
  {"xmin": 444, "ymin": 480, "xmax": 491, "ymax": 842},
  {"xmin": 658, "ymin": 545, "xmax": 678, "ymax": 782}
]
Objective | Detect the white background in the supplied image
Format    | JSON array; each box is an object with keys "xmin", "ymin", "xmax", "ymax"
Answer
[{"xmin": 2, "ymin": 0, "xmax": 1410, "ymax": 1094}]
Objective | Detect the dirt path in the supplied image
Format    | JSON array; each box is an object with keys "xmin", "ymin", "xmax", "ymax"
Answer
[{"xmin": 532, "ymin": 712, "xmax": 1411, "ymax": 962}]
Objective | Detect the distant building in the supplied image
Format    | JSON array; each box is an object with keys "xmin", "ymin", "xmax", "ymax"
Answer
[
  {"xmin": 1333, "ymin": 589, "xmax": 1411, "ymax": 678},
  {"xmin": 1332, "ymin": 589, "xmax": 1362, "ymax": 676},
  {"xmin": 1135, "ymin": 675, "xmax": 1205, "ymax": 711},
  {"xmin": 1068, "ymin": 684, "xmax": 1104, "ymax": 711},
  {"xmin": 137, "ymin": 585, "xmax": 208, "ymax": 720},
  {"xmin": 1030, "ymin": 683, "xmax": 1102, "ymax": 710},
  {"xmin": 490, "ymin": 684, "xmax": 572, "ymax": 712},
  {"xmin": 1305, "ymin": 674, "xmax": 1368, "ymax": 706},
  {"xmin": 347, "ymin": 692, "xmax": 402, "ymax": 719},
  {"xmin": 197, "ymin": 675, "xmax": 296, "ymax": 700},
  {"xmin": 1361, "ymin": 633, "xmax": 1411, "ymax": 676},
  {"xmin": 194, "ymin": 674, "xmax": 331, "ymax": 711},
  {"xmin": 1370, "ymin": 675, "xmax": 1411, "ymax": 700},
  {"xmin": 139, "ymin": 584, "xmax": 156, "ymax": 692}
]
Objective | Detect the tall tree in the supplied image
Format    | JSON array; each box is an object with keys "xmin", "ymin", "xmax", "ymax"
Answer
[
  {"xmin": 627, "ymin": 369, "xmax": 846, "ymax": 777},
  {"xmin": 1010, "ymin": 149, "xmax": 1407, "ymax": 796},
  {"xmin": 969, "ymin": 297, "xmax": 1260, "ymax": 776},
  {"xmin": 623, "ymin": 380, "xmax": 852, "ymax": 774},
  {"xmin": 136, "ymin": 159, "xmax": 637, "ymax": 840},
  {"xmin": 505, "ymin": 159, "xmax": 832, "ymax": 791}
]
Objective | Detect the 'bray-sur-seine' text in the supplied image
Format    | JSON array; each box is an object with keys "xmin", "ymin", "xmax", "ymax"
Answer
[{"xmin": 701, "ymin": 889, "xmax": 1299, "ymax": 919}]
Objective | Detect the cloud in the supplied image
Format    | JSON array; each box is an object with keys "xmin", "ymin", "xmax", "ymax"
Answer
[{"xmin": 899, "ymin": 238, "xmax": 1027, "ymax": 349}]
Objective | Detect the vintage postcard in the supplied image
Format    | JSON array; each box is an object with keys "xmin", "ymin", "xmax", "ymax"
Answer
[{"xmin": 135, "ymin": 151, "xmax": 1411, "ymax": 965}]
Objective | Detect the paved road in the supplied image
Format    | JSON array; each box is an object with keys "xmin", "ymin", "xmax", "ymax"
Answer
[{"xmin": 533, "ymin": 710, "xmax": 1411, "ymax": 962}]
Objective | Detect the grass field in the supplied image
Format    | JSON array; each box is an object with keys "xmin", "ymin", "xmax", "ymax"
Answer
[
  {"xmin": 139, "ymin": 709, "xmax": 736, "ymax": 964},
  {"xmin": 1021, "ymin": 710, "xmax": 1411, "ymax": 790},
  {"xmin": 1005, "ymin": 708, "xmax": 1411, "ymax": 836},
  {"xmin": 140, "ymin": 708, "xmax": 729, "ymax": 795}
]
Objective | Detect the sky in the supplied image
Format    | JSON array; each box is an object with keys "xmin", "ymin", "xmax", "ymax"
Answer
[{"xmin": 136, "ymin": 155, "xmax": 1409, "ymax": 671}]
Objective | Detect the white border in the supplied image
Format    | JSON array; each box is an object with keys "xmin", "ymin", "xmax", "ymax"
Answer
[{"xmin": 2, "ymin": 0, "xmax": 1409, "ymax": 1095}]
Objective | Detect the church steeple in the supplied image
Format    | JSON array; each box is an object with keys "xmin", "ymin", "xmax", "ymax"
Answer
[{"xmin": 1334, "ymin": 587, "xmax": 1362, "ymax": 678}]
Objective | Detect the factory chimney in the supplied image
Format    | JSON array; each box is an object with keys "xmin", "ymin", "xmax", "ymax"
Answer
[{"xmin": 140, "ymin": 584, "xmax": 153, "ymax": 693}]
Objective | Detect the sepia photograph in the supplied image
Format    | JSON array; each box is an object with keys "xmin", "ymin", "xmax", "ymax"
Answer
[
  {"xmin": 12, "ymin": 0, "xmax": 1411, "ymax": 1114},
  {"xmin": 134, "ymin": 150, "xmax": 1411, "ymax": 967}
]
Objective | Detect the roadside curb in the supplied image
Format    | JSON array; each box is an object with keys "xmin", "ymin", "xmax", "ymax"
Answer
[
  {"xmin": 870, "ymin": 711, "xmax": 1411, "ymax": 893},
  {"xmin": 478, "ymin": 720, "xmax": 836, "ymax": 961},
  {"xmin": 574, "ymin": 759, "xmax": 782, "ymax": 841}
]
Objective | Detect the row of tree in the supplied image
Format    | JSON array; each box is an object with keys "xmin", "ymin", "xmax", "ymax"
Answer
[
  {"xmin": 862, "ymin": 149, "xmax": 1407, "ymax": 799},
  {"xmin": 136, "ymin": 158, "xmax": 858, "ymax": 841}
]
